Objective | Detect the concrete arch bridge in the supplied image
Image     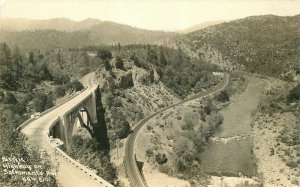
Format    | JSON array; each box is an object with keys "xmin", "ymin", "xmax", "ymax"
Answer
[{"xmin": 21, "ymin": 73, "xmax": 113, "ymax": 187}]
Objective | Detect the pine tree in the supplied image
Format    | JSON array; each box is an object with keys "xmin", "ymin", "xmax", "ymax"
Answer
[
  {"xmin": 12, "ymin": 45, "xmax": 23, "ymax": 79},
  {"xmin": 0, "ymin": 43, "xmax": 17, "ymax": 90},
  {"xmin": 28, "ymin": 51, "xmax": 35, "ymax": 65}
]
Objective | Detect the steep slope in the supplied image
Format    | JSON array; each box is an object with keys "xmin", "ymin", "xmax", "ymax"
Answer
[{"xmin": 176, "ymin": 14, "xmax": 300, "ymax": 78}]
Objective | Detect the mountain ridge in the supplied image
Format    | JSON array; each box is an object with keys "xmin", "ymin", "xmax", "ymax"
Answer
[
  {"xmin": 0, "ymin": 17, "xmax": 174, "ymax": 32},
  {"xmin": 1, "ymin": 14, "xmax": 299, "ymax": 79},
  {"xmin": 0, "ymin": 18, "xmax": 177, "ymax": 50},
  {"xmin": 0, "ymin": 17, "xmax": 103, "ymax": 31},
  {"xmin": 177, "ymin": 20, "xmax": 227, "ymax": 33}
]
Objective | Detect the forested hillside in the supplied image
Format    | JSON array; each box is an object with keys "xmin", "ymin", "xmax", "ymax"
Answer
[
  {"xmin": 77, "ymin": 44, "xmax": 221, "ymax": 97},
  {"xmin": 176, "ymin": 14, "xmax": 300, "ymax": 78},
  {"xmin": 0, "ymin": 42, "xmax": 86, "ymax": 186}
]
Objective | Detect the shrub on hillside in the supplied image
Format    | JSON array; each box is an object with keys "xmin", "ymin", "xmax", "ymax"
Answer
[
  {"xmin": 54, "ymin": 73, "xmax": 70, "ymax": 85},
  {"xmin": 54, "ymin": 85, "xmax": 66, "ymax": 98},
  {"xmin": 0, "ymin": 69, "xmax": 19, "ymax": 90},
  {"xmin": 286, "ymin": 160, "xmax": 298, "ymax": 168},
  {"xmin": 33, "ymin": 93, "xmax": 54, "ymax": 112},
  {"xmin": 21, "ymin": 93, "xmax": 33, "ymax": 105},
  {"xmin": 97, "ymin": 49, "xmax": 112, "ymax": 61},
  {"xmin": 37, "ymin": 62, "xmax": 53, "ymax": 81},
  {"xmin": 12, "ymin": 103, "xmax": 27, "ymax": 115},
  {"xmin": 199, "ymin": 110, "xmax": 206, "ymax": 122},
  {"xmin": 204, "ymin": 105, "xmax": 211, "ymax": 115},
  {"xmin": 173, "ymin": 137, "xmax": 197, "ymax": 171},
  {"xmin": 112, "ymin": 97, "xmax": 122, "ymax": 107},
  {"xmin": 115, "ymin": 56, "xmax": 125, "ymax": 70},
  {"xmin": 118, "ymin": 72, "xmax": 134, "ymax": 89},
  {"xmin": 0, "ymin": 91, "xmax": 4, "ymax": 101},
  {"xmin": 131, "ymin": 55, "xmax": 142, "ymax": 68},
  {"xmin": 181, "ymin": 120, "xmax": 194, "ymax": 131},
  {"xmin": 145, "ymin": 148, "xmax": 154, "ymax": 157},
  {"xmin": 287, "ymin": 84, "xmax": 300, "ymax": 103},
  {"xmin": 175, "ymin": 152, "xmax": 195, "ymax": 172},
  {"xmin": 104, "ymin": 60, "xmax": 112, "ymax": 71},
  {"xmin": 147, "ymin": 125, "xmax": 153, "ymax": 131},
  {"xmin": 210, "ymin": 112, "xmax": 224, "ymax": 129},
  {"xmin": 115, "ymin": 120, "xmax": 131, "ymax": 139},
  {"xmin": 217, "ymin": 91, "xmax": 230, "ymax": 103},
  {"xmin": 3, "ymin": 92, "xmax": 17, "ymax": 104},
  {"xmin": 155, "ymin": 153, "xmax": 168, "ymax": 165},
  {"xmin": 70, "ymin": 80, "xmax": 84, "ymax": 91}
]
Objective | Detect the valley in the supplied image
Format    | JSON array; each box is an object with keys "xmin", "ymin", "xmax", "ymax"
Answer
[
  {"xmin": 131, "ymin": 74, "xmax": 264, "ymax": 187},
  {"xmin": 0, "ymin": 11, "xmax": 299, "ymax": 187}
]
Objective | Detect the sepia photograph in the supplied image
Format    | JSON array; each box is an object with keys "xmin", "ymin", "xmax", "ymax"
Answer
[{"xmin": 0, "ymin": 0, "xmax": 299, "ymax": 187}]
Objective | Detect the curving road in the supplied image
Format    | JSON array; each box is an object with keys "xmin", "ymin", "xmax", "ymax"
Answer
[
  {"xmin": 21, "ymin": 73, "xmax": 112, "ymax": 187},
  {"xmin": 124, "ymin": 73, "xmax": 229, "ymax": 187}
]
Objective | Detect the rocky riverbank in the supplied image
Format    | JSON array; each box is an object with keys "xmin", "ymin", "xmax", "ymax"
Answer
[{"xmin": 252, "ymin": 112, "xmax": 299, "ymax": 187}]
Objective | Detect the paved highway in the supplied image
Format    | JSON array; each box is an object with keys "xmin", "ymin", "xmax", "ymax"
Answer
[
  {"xmin": 124, "ymin": 73, "xmax": 229, "ymax": 187},
  {"xmin": 22, "ymin": 73, "xmax": 112, "ymax": 187}
]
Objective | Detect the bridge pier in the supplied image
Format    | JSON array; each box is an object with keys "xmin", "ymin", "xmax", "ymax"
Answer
[{"xmin": 49, "ymin": 120, "xmax": 64, "ymax": 140}]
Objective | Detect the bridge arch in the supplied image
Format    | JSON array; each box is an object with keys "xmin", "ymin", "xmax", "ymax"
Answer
[
  {"xmin": 72, "ymin": 107, "xmax": 94, "ymax": 137},
  {"xmin": 58, "ymin": 90, "xmax": 98, "ymax": 149}
]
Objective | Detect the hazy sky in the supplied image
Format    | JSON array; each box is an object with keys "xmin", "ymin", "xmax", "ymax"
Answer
[{"xmin": 0, "ymin": 0, "xmax": 299, "ymax": 31}]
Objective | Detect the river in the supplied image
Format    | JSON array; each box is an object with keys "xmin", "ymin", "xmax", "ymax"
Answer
[{"xmin": 200, "ymin": 76, "xmax": 265, "ymax": 177}]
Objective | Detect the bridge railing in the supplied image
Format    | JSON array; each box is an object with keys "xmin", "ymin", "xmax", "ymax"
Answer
[
  {"xmin": 54, "ymin": 147, "xmax": 114, "ymax": 187},
  {"xmin": 16, "ymin": 86, "xmax": 87, "ymax": 132},
  {"xmin": 44, "ymin": 124, "xmax": 114, "ymax": 187}
]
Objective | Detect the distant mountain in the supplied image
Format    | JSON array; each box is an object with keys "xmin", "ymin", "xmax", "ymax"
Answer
[
  {"xmin": 177, "ymin": 20, "xmax": 226, "ymax": 33},
  {"xmin": 0, "ymin": 18, "xmax": 177, "ymax": 50},
  {"xmin": 87, "ymin": 21, "xmax": 176, "ymax": 45},
  {"xmin": 0, "ymin": 18, "xmax": 102, "ymax": 31},
  {"xmin": 175, "ymin": 14, "xmax": 300, "ymax": 78}
]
